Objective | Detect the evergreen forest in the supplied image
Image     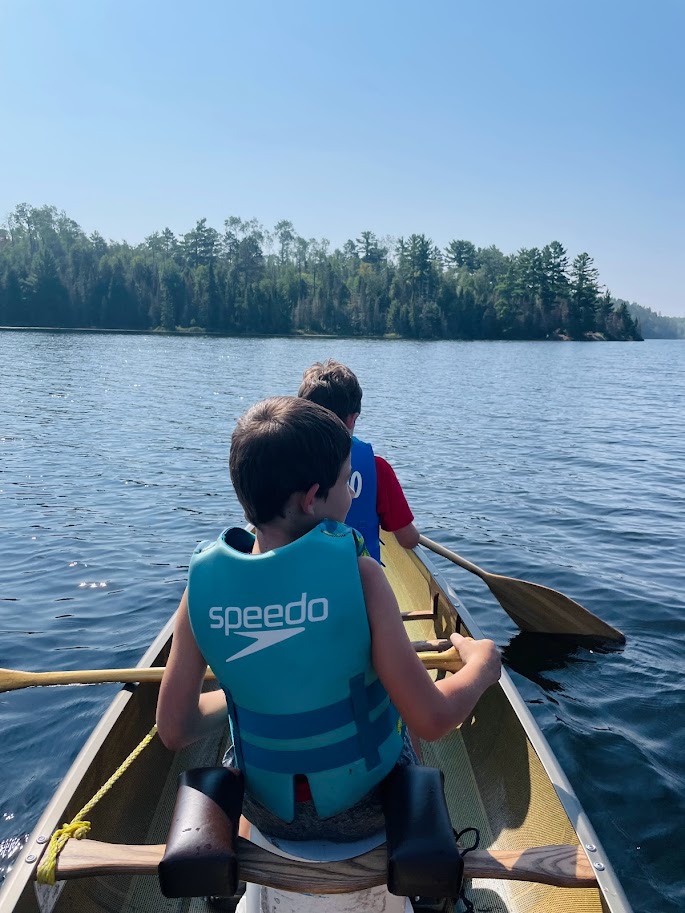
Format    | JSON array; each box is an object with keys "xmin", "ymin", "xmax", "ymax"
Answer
[
  {"xmin": 623, "ymin": 301, "xmax": 685, "ymax": 339},
  {"xmin": 0, "ymin": 204, "xmax": 643, "ymax": 341}
]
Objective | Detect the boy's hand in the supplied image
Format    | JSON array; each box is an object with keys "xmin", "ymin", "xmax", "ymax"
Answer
[{"xmin": 450, "ymin": 632, "xmax": 501, "ymax": 687}]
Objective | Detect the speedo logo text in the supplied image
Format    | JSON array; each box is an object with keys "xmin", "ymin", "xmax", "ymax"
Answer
[
  {"xmin": 209, "ymin": 593, "xmax": 328, "ymax": 633},
  {"xmin": 208, "ymin": 594, "xmax": 328, "ymax": 661}
]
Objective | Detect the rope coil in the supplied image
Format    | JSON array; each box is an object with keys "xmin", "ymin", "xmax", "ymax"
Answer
[{"xmin": 36, "ymin": 724, "xmax": 158, "ymax": 885}]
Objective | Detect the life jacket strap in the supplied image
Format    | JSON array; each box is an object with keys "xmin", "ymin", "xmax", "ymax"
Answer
[
  {"xmin": 350, "ymin": 672, "xmax": 381, "ymax": 770},
  {"xmin": 240, "ymin": 704, "xmax": 399, "ymax": 775},
  {"xmin": 234, "ymin": 678, "xmax": 388, "ymax": 740}
]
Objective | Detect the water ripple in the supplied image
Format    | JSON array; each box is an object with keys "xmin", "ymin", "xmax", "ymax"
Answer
[{"xmin": 1, "ymin": 333, "xmax": 684, "ymax": 912}]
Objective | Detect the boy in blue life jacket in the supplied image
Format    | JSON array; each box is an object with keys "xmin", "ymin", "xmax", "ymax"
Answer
[
  {"xmin": 156, "ymin": 396, "xmax": 500, "ymax": 843},
  {"xmin": 298, "ymin": 360, "xmax": 418, "ymax": 562}
]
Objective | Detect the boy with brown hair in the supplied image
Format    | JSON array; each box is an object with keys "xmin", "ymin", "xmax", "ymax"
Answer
[
  {"xmin": 157, "ymin": 396, "xmax": 500, "ymax": 842},
  {"xmin": 298, "ymin": 359, "xmax": 418, "ymax": 561}
]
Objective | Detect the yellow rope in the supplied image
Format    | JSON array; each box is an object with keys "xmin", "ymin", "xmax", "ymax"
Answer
[{"xmin": 36, "ymin": 724, "xmax": 158, "ymax": 885}]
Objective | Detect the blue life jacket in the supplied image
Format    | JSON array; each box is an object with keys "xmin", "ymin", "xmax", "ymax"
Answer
[
  {"xmin": 347, "ymin": 437, "xmax": 381, "ymax": 562},
  {"xmin": 186, "ymin": 519, "xmax": 403, "ymax": 822}
]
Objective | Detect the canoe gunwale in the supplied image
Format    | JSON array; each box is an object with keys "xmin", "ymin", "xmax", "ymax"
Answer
[
  {"xmin": 415, "ymin": 543, "xmax": 632, "ymax": 913},
  {"xmin": 0, "ymin": 614, "xmax": 178, "ymax": 913}
]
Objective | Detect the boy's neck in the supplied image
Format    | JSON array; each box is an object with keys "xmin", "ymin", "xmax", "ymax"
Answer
[{"xmin": 252, "ymin": 517, "xmax": 319, "ymax": 554}]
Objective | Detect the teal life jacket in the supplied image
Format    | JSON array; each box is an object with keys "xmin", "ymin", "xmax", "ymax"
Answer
[{"xmin": 186, "ymin": 520, "xmax": 404, "ymax": 823}]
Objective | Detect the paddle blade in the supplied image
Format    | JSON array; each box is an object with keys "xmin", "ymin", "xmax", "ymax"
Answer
[{"xmin": 486, "ymin": 574, "xmax": 625, "ymax": 643}]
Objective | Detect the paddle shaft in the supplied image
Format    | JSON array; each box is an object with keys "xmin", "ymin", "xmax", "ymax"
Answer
[
  {"xmin": 0, "ymin": 644, "xmax": 462, "ymax": 693},
  {"xmin": 419, "ymin": 535, "xmax": 486, "ymax": 578},
  {"xmin": 46, "ymin": 837, "xmax": 596, "ymax": 890},
  {"xmin": 419, "ymin": 535, "xmax": 625, "ymax": 642},
  {"xmin": 0, "ymin": 666, "xmax": 214, "ymax": 691}
]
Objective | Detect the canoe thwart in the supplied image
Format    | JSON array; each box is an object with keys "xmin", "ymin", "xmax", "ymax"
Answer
[
  {"xmin": 42, "ymin": 838, "xmax": 597, "ymax": 891},
  {"xmin": 411, "ymin": 639, "xmax": 452, "ymax": 653}
]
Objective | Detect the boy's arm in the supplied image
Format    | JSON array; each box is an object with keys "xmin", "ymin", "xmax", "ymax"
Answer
[
  {"xmin": 375, "ymin": 456, "xmax": 420, "ymax": 549},
  {"xmin": 156, "ymin": 588, "xmax": 228, "ymax": 751},
  {"xmin": 360, "ymin": 557, "xmax": 501, "ymax": 741},
  {"xmin": 392, "ymin": 521, "xmax": 420, "ymax": 549}
]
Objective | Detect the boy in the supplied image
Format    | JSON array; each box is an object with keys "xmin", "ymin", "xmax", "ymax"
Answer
[
  {"xmin": 156, "ymin": 397, "xmax": 500, "ymax": 842},
  {"xmin": 297, "ymin": 360, "xmax": 418, "ymax": 561}
]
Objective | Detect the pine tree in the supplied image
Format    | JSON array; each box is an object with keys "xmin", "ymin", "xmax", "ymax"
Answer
[{"xmin": 570, "ymin": 252, "xmax": 600, "ymax": 335}]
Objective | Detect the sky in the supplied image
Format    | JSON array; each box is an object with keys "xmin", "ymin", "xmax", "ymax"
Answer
[{"xmin": 1, "ymin": 0, "xmax": 683, "ymax": 316}]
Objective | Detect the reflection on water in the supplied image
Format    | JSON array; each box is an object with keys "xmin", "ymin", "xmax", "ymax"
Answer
[
  {"xmin": 502, "ymin": 632, "xmax": 624, "ymax": 694},
  {"xmin": 1, "ymin": 332, "xmax": 684, "ymax": 912},
  {"xmin": 0, "ymin": 834, "xmax": 27, "ymax": 886}
]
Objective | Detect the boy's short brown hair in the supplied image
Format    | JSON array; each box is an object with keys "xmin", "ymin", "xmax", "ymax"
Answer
[
  {"xmin": 229, "ymin": 396, "xmax": 351, "ymax": 526},
  {"xmin": 297, "ymin": 359, "xmax": 362, "ymax": 423}
]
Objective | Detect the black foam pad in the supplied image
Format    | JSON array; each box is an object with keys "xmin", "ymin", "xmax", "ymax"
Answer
[
  {"xmin": 158, "ymin": 767, "xmax": 244, "ymax": 898},
  {"xmin": 381, "ymin": 765, "xmax": 463, "ymax": 898}
]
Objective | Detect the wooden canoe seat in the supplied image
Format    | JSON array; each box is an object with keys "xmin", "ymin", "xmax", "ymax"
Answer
[{"xmin": 158, "ymin": 764, "xmax": 462, "ymax": 900}]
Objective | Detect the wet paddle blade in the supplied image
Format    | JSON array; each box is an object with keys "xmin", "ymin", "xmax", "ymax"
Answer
[
  {"xmin": 485, "ymin": 574, "xmax": 625, "ymax": 642},
  {"xmin": 419, "ymin": 535, "xmax": 625, "ymax": 643}
]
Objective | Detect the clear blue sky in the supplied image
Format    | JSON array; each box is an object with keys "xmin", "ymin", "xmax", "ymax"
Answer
[{"xmin": 2, "ymin": 0, "xmax": 683, "ymax": 315}]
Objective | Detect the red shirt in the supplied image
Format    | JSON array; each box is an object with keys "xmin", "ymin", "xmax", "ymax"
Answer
[{"xmin": 375, "ymin": 455, "xmax": 414, "ymax": 532}]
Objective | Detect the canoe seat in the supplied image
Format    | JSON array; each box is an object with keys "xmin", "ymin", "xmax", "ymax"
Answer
[{"xmin": 158, "ymin": 764, "xmax": 463, "ymax": 905}]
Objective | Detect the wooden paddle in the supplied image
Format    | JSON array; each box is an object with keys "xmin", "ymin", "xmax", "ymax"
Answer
[
  {"xmin": 44, "ymin": 836, "xmax": 596, "ymax": 890},
  {"xmin": 419, "ymin": 535, "xmax": 625, "ymax": 643},
  {"xmin": 0, "ymin": 643, "xmax": 463, "ymax": 693}
]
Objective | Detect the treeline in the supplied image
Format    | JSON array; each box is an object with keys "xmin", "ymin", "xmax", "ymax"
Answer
[
  {"xmin": 625, "ymin": 301, "xmax": 685, "ymax": 339},
  {"xmin": 0, "ymin": 204, "xmax": 641, "ymax": 341}
]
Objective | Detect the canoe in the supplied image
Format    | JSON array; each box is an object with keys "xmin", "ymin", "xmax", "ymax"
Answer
[{"xmin": 0, "ymin": 533, "xmax": 633, "ymax": 913}]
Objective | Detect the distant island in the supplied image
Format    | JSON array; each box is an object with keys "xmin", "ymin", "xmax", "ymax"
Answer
[
  {"xmin": 0, "ymin": 204, "xmax": 651, "ymax": 342},
  {"xmin": 624, "ymin": 301, "xmax": 685, "ymax": 339}
]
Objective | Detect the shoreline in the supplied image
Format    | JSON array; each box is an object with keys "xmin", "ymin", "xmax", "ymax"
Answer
[{"xmin": 0, "ymin": 326, "xmax": 644, "ymax": 342}]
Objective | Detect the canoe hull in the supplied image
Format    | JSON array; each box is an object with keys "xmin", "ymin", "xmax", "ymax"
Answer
[{"xmin": 0, "ymin": 534, "xmax": 632, "ymax": 913}]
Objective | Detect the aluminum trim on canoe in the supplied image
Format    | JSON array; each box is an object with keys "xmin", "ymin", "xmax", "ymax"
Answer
[
  {"xmin": 416, "ymin": 544, "xmax": 633, "ymax": 913},
  {"xmin": 0, "ymin": 614, "xmax": 178, "ymax": 913}
]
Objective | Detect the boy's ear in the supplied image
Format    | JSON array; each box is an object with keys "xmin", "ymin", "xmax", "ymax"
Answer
[
  {"xmin": 301, "ymin": 482, "xmax": 321, "ymax": 515},
  {"xmin": 345, "ymin": 413, "xmax": 358, "ymax": 432}
]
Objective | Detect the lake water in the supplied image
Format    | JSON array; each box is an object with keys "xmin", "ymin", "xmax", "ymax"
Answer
[{"xmin": 1, "ymin": 331, "xmax": 683, "ymax": 911}]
